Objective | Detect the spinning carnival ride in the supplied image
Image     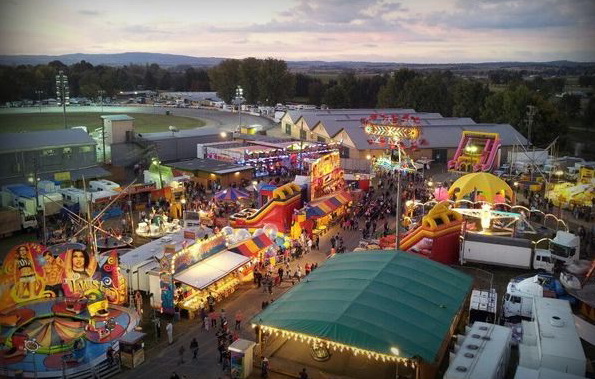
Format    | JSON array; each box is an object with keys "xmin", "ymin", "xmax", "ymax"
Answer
[{"xmin": 362, "ymin": 114, "xmax": 426, "ymax": 171}]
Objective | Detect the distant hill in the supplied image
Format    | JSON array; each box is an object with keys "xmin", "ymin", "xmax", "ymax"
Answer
[
  {"xmin": 0, "ymin": 52, "xmax": 223, "ymax": 67},
  {"xmin": 0, "ymin": 52, "xmax": 593, "ymax": 73}
]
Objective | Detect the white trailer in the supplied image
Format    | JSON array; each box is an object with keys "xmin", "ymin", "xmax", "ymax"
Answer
[
  {"xmin": 516, "ymin": 298, "xmax": 586, "ymax": 378},
  {"xmin": 445, "ymin": 322, "xmax": 512, "ymax": 379},
  {"xmin": 460, "ymin": 233, "xmax": 554, "ymax": 272},
  {"xmin": 89, "ymin": 179, "xmax": 120, "ymax": 192}
]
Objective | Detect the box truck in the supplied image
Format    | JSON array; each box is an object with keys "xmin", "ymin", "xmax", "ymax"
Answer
[{"xmin": 460, "ymin": 233, "xmax": 554, "ymax": 272}]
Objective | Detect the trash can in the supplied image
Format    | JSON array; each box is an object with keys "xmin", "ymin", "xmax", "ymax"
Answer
[
  {"xmin": 228, "ymin": 339, "xmax": 256, "ymax": 379},
  {"xmin": 118, "ymin": 331, "xmax": 146, "ymax": 368},
  {"xmin": 165, "ymin": 110, "xmax": 170, "ymax": 115}
]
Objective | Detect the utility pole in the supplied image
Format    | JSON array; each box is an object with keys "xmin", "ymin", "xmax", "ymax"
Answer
[
  {"xmin": 56, "ymin": 70, "xmax": 69, "ymax": 129},
  {"xmin": 526, "ymin": 105, "xmax": 537, "ymax": 181},
  {"xmin": 98, "ymin": 89, "xmax": 106, "ymax": 112}
]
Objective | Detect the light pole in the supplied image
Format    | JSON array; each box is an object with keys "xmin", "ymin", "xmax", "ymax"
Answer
[
  {"xmin": 35, "ymin": 90, "xmax": 43, "ymax": 113},
  {"xmin": 55, "ymin": 70, "xmax": 69, "ymax": 129},
  {"xmin": 152, "ymin": 158, "xmax": 163, "ymax": 189},
  {"xmin": 28, "ymin": 158, "xmax": 45, "ymax": 245},
  {"xmin": 394, "ymin": 146, "xmax": 404, "ymax": 250},
  {"xmin": 235, "ymin": 86, "xmax": 243, "ymax": 132},
  {"xmin": 98, "ymin": 89, "xmax": 106, "ymax": 112},
  {"xmin": 99, "ymin": 93, "xmax": 107, "ymax": 163}
]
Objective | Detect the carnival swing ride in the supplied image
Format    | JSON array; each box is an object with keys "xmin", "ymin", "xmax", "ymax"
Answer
[{"xmin": 362, "ymin": 113, "xmax": 426, "ymax": 172}]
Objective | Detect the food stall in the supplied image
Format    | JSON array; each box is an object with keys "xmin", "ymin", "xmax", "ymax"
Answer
[{"xmin": 172, "ymin": 250, "xmax": 251, "ymax": 317}]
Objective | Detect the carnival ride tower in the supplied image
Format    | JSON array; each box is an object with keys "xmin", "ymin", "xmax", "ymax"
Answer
[{"xmin": 362, "ymin": 114, "xmax": 425, "ymax": 172}]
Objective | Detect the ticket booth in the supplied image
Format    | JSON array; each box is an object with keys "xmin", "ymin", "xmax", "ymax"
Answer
[
  {"xmin": 118, "ymin": 331, "xmax": 146, "ymax": 368},
  {"xmin": 228, "ymin": 339, "xmax": 256, "ymax": 379}
]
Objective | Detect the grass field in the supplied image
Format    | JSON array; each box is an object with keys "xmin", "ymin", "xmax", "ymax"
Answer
[{"xmin": 0, "ymin": 112, "xmax": 205, "ymax": 134}]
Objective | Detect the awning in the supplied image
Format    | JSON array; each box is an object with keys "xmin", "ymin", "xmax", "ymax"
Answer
[
  {"xmin": 228, "ymin": 234, "xmax": 273, "ymax": 257},
  {"xmin": 305, "ymin": 191, "xmax": 352, "ymax": 218},
  {"xmin": 174, "ymin": 251, "xmax": 249, "ymax": 289}
]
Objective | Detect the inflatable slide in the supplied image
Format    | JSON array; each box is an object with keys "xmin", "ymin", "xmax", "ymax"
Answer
[
  {"xmin": 230, "ymin": 183, "xmax": 302, "ymax": 233},
  {"xmin": 448, "ymin": 131, "xmax": 501, "ymax": 172},
  {"xmin": 398, "ymin": 201, "xmax": 463, "ymax": 264}
]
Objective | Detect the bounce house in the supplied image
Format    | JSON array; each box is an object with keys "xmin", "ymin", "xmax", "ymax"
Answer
[
  {"xmin": 396, "ymin": 201, "xmax": 463, "ymax": 265},
  {"xmin": 230, "ymin": 182, "xmax": 303, "ymax": 233},
  {"xmin": 448, "ymin": 131, "xmax": 501, "ymax": 172},
  {"xmin": 546, "ymin": 166, "xmax": 595, "ymax": 208}
]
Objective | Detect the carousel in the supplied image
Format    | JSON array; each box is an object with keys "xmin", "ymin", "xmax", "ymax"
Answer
[{"xmin": 135, "ymin": 215, "xmax": 182, "ymax": 239}]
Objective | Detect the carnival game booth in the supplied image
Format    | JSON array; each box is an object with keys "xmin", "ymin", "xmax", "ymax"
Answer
[
  {"xmin": 251, "ymin": 251, "xmax": 473, "ymax": 379},
  {"xmin": 230, "ymin": 183, "xmax": 303, "ymax": 233}
]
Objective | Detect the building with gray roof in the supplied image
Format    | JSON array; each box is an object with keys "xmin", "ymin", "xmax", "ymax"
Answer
[
  {"xmin": 279, "ymin": 108, "xmax": 528, "ymax": 169},
  {"xmin": 0, "ymin": 129, "xmax": 109, "ymax": 185}
]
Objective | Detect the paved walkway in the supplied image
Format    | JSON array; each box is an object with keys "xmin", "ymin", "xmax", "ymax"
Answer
[{"xmin": 115, "ymin": 220, "xmax": 362, "ymax": 379}]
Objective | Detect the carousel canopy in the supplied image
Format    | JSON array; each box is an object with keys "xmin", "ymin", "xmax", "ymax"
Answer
[
  {"xmin": 214, "ymin": 187, "xmax": 250, "ymax": 201},
  {"xmin": 448, "ymin": 172, "xmax": 513, "ymax": 203},
  {"xmin": 251, "ymin": 251, "xmax": 472, "ymax": 363}
]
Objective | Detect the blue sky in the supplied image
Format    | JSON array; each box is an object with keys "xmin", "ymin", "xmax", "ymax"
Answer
[{"xmin": 0, "ymin": 0, "xmax": 593, "ymax": 63}]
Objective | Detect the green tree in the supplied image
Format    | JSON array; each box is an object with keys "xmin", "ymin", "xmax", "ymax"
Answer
[
  {"xmin": 322, "ymin": 85, "xmax": 348, "ymax": 108},
  {"xmin": 208, "ymin": 59, "xmax": 241, "ymax": 102},
  {"xmin": 159, "ymin": 71, "xmax": 173, "ymax": 90},
  {"xmin": 557, "ymin": 93, "xmax": 581, "ymax": 119},
  {"xmin": 377, "ymin": 69, "xmax": 417, "ymax": 107},
  {"xmin": 583, "ymin": 97, "xmax": 595, "ymax": 130},
  {"xmin": 452, "ymin": 80, "xmax": 489, "ymax": 120},
  {"xmin": 307, "ymin": 80, "xmax": 324, "ymax": 106},
  {"xmin": 239, "ymin": 58, "xmax": 261, "ymax": 104},
  {"xmin": 257, "ymin": 58, "xmax": 294, "ymax": 105},
  {"xmin": 480, "ymin": 91, "xmax": 506, "ymax": 123}
]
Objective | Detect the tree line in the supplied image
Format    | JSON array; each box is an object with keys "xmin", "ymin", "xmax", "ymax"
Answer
[{"xmin": 0, "ymin": 59, "xmax": 593, "ymax": 149}]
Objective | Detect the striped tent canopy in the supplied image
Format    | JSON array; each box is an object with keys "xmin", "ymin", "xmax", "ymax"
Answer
[
  {"xmin": 305, "ymin": 191, "xmax": 352, "ymax": 218},
  {"xmin": 228, "ymin": 233, "xmax": 273, "ymax": 257},
  {"xmin": 214, "ymin": 187, "xmax": 250, "ymax": 201}
]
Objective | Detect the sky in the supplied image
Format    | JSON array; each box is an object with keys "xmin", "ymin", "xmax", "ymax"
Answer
[{"xmin": 0, "ymin": 0, "xmax": 594, "ymax": 63}]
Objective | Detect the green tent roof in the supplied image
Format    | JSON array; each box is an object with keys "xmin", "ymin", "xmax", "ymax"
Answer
[{"xmin": 252, "ymin": 251, "xmax": 472, "ymax": 362}]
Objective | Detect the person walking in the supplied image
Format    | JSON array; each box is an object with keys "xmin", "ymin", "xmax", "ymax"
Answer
[
  {"xmin": 178, "ymin": 344, "xmax": 185, "ymax": 365},
  {"xmin": 209, "ymin": 310, "xmax": 218, "ymax": 328},
  {"xmin": 190, "ymin": 338, "xmax": 199, "ymax": 360},
  {"xmin": 203, "ymin": 314, "xmax": 210, "ymax": 331},
  {"xmin": 166, "ymin": 321, "xmax": 173, "ymax": 345},
  {"xmin": 299, "ymin": 368, "xmax": 309, "ymax": 379},
  {"xmin": 154, "ymin": 317, "xmax": 161, "ymax": 339},
  {"xmin": 261, "ymin": 356, "xmax": 269, "ymax": 378},
  {"xmin": 235, "ymin": 310, "xmax": 243, "ymax": 330}
]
